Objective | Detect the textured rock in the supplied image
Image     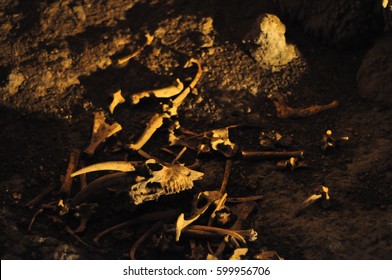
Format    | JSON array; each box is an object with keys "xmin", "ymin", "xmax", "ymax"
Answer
[
  {"xmin": 243, "ymin": 14, "xmax": 298, "ymax": 72},
  {"xmin": 357, "ymin": 37, "xmax": 392, "ymax": 107},
  {"xmin": 275, "ymin": 0, "xmax": 383, "ymax": 48},
  {"xmin": 31, "ymin": 0, "xmax": 138, "ymax": 42},
  {"xmin": 0, "ymin": 0, "xmax": 140, "ymax": 115},
  {"xmin": 1, "ymin": 30, "xmax": 131, "ymax": 114}
]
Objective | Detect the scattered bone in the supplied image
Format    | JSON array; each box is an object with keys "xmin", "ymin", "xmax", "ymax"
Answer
[
  {"xmin": 128, "ymin": 59, "xmax": 202, "ymax": 150},
  {"xmin": 84, "ymin": 111, "xmax": 122, "ymax": 156},
  {"xmin": 297, "ymin": 185, "xmax": 331, "ymax": 216},
  {"xmin": 28, "ymin": 208, "xmax": 44, "ymax": 232},
  {"xmin": 60, "ymin": 148, "xmax": 80, "ymax": 195},
  {"xmin": 74, "ymin": 203, "xmax": 98, "ymax": 233},
  {"xmin": 93, "ymin": 209, "xmax": 178, "ymax": 245},
  {"xmin": 171, "ymin": 58, "xmax": 202, "ymax": 112},
  {"xmin": 214, "ymin": 209, "xmax": 232, "ymax": 226},
  {"xmin": 259, "ymin": 130, "xmax": 294, "ymax": 149},
  {"xmin": 230, "ymin": 202, "xmax": 257, "ymax": 230},
  {"xmin": 137, "ymin": 149, "xmax": 166, "ymax": 164},
  {"xmin": 176, "ymin": 213, "xmax": 198, "ymax": 242},
  {"xmin": 57, "ymin": 199, "xmax": 70, "ymax": 216},
  {"xmin": 207, "ymin": 202, "xmax": 255, "ymax": 258},
  {"xmin": 129, "ymin": 112, "xmax": 168, "ymax": 151},
  {"xmin": 211, "ymin": 128, "xmax": 238, "ymax": 157},
  {"xmin": 129, "ymin": 159, "xmax": 204, "ymax": 205},
  {"xmin": 276, "ymin": 157, "xmax": 308, "ymax": 171},
  {"xmin": 210, "ymin": 235, "xmax": 230, "ymax": 259},
  {"xmin": 241, "ymin": 150, "xmax": 304, "ymax": 159},
  {"xmin": 49, "ymin": 215, "xmax": 92, "ymax": 248},
  {"xmin": 171, "ymin": 147, "xmax": 187, "ymax": 164},
  {"xmin": 78, "ymin": 161, "xmax": 88, "ymax": 190},
  {"xmin": 131, "ymin": 79, "xmax": 184, "ymax": 104},
  {"xmin": 176, "ymin": 191, "xmax": 222, "ymax": 241},
  {"xmin": 26, "ymin": 184, "xmax": 55, "ymax": 207},
  {"xmin": 71, "ymin": 161, "xmax": 136, "ymax": 177},
  {"xmin": 226, "ymin": 195, "xmax": 263, "ymax": 203},
  {"xmin": 182, "ymin": 225, "xmax": 256, "ymax": 245},
  {"xmin": 303, "ymin": 193, "xmax": 323, "ymax": 207},
  {"xmin": 108, "ymin": 90, "xmax": 125, "ymax": 114},
  {"xmin": 272, "ymin": 95, "xmax": 339, "ymax": 119},
  {"xmin": 117, "ymin": 33, "xmax": 154, "ymax": 66},
  {"xmin": 207, "ymin": 193, "xmax": 228, "ymax": 227},
  {"xmin": 161, "ymin": 147, "xmax": 177, "ymax": 156},
  {"xmin": 206, "ymin": 254, "xmax": 219, "ymax": 260},
  {"xmin": 211, "ymin": 202, "xmax": 256, "ymax": 256},
  {"xmin": 168, "ymin": 120, "xmax": 181, "ymax": 146},
  {"xmin": 229, "ymin": 248, "xmax": 248, "ymax": 260},
  {"xmin": 220, "ymin": 159, "xmax": 232, "ymax": 194},
  {"xmin": 70, "ymin": 172, "xmax": 131, "ymax": 207},
  {"xmin": 321, "ymin": 130, "xmax": 334, "ymax": 151},
  {"xmin": 321, "ymin": 130, "xmax": 349, "ymax": 151},
  {"xmin": 130, "ymin": 220, "xmax": 163, "ymax": 260}
]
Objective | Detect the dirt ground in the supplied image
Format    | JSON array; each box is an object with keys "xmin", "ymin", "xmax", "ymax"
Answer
[{"xmin": 1, "ymin": 0, "xmax": 392, "ymax": 260}]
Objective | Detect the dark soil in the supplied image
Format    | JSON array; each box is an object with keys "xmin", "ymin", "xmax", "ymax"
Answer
[{"xmin": 1, "ymin": 0, "xmax": 392, "ymax": 260}]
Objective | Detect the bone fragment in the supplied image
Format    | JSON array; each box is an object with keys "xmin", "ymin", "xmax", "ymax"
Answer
[
  {"xmin": 273, "ymin": 95, "xmax": 338, "ymax": 119},
  {"xmin": 109, "ymin": 90, "xmax": 125, "ymax": 114},
  {"xmin": 71, "ymin": 161, "xmax": 135, "ymax": 177},
  {"xmin": 131, "ymin": 79, "xmax": 184, "ymax": 104},
  {"xmin": 117, "ymin": 33, "xmax": 154, "ymax": 66},
  {"xmin": 60, "ymin": 148, "xmax": 80, "ymax": 195},
  {"xmin": 128, "ymin": 59, "xmax": 202, "ymax": 150},
  {"xmin": 176, "ymin": 191, "xmax": 221, "ymax": 241},
  {"xmin": 241, "ymin": 150, "xmax": 304, "ymax": 159},
  {"xmin": 84, "ymin": 111, "xmax": 122, "ymax": 156}
]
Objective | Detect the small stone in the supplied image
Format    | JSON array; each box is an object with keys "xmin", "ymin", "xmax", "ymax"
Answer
[
  {"xmin": 7, "ymin": 71, "xmax": 25, "ymax": 95},
  {"xmin": 243, "ymin": 14, "xmax": 299, "ymax": 72},
  {"xmin": 72, "ymin": 6, "xmax": 86, "ymax": 22},
  {"xmin": 53, "ymin": 244, "xmax": 82, "ymax": 260},
  {"xmin": 199, "ymin": 17, "xmax": 214, "ymax": 35}
]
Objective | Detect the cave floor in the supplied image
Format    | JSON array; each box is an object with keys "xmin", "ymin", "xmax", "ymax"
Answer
[{"xmin": 1, "ymin": 0, "xmax": 392, "ymax": 260}]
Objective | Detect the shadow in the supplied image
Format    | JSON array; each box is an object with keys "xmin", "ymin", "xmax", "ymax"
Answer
[
  {"xmin": 0, "ymin": 66, "xmax": 11, "ymax": 87},
  {"xmin": 125, "ymin": 0, "xmax": 278, "ymax": 44},
  {"xmin": 0, "ymin": 104, "xmax": 83, "ymax": 182}
]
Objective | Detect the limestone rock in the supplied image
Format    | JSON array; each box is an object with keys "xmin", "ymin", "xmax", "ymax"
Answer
[
  {"xmin": 37, "ymin": 0, "xmax": 139, "ymax": 42},
  {"xmin": 243, "ymin": 13, "xmax": 298, "ymax": 72},
  {"xmin": 275, "ymin": 0, "xmax": 383, "ymax": 48},
  {"xmin": 357, "ymin": 37, "xmax": 392, "ymax": 107},
  {"xmin": 0, "ymin": 30, "xmax": 131, "ymax": 114},
  {"xmin": 7, "ymin": 71, "xmax": 25, "ymax": 96}
]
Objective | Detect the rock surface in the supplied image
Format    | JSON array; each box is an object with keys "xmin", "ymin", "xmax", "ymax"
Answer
[
  {"xmin": 275, "ymin": 0, "xmax": 383, "ymax": 48},
  {"xmin": 0, "ymin": 0, "xmax": 139, "ymax": 115},
  {"xmin": 357, "ymin": 37, "xmax": 392, "ymax": 107},
  {"xmin": 243, "ymin": 13, "xmax": 299, "ymax": 72}
]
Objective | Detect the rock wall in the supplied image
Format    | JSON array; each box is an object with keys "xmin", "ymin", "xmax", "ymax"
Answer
[
  {"xmin": 275, "ymin": 0, "xmax": 383, "ymax": 48},
  {"xmin": 0, "ymin": 0, "xmax": 139, "ymax": 115},
  {"xmin": 357, "ymin": 37, "xmax": 392, "ymax": 107}
]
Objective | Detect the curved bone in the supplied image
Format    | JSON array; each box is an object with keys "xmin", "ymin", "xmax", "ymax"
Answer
[{"xmin": 71, "ymin": 161, "xmax": 136, "ymax": 177}]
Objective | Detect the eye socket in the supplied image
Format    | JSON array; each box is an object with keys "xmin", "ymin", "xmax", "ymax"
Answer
[
  {"xmin": 196, "ymin": 196, "xmax": 208, "ymax": 209},
  {"xmin": 146, "ymin": 162, "xmax": 163, "ymax": 172}
]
